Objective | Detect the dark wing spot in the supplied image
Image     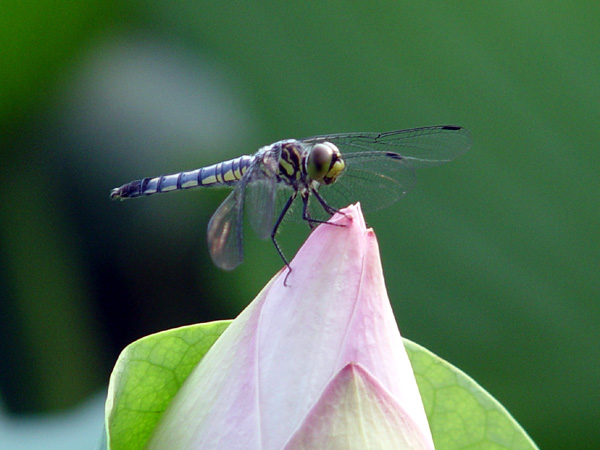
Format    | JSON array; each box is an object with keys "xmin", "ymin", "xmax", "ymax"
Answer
[
  {"xmin": 386, "ymin": 152, "xmax": 403, "ymax": 160},
  {"xmin": 442, "ymin": 125, "xmax": 461, "ymax": 131}
]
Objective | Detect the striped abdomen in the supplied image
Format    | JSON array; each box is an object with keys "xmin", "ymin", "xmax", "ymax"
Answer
[{"xmin": 110, "ymin": 155, "xmax": 254, "ymax": 199}]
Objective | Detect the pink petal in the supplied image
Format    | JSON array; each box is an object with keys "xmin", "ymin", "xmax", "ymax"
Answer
[
  {"xmin": 284, "ymin": 362, "xmax": 431, "ymax": 449},
  {"xmin": 148, "ymin": 203, "xmax": 432, "ymax": 449}
]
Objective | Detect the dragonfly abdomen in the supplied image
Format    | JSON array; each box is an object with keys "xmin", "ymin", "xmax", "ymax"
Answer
[{"xmin": 110, "ymin": 155, "xmax": 254, "ymax": 199}]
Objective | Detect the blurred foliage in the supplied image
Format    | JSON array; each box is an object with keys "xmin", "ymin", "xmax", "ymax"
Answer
[{"xmin": 1, "ymin": 1, "xmax": 599, "ymax": 449}]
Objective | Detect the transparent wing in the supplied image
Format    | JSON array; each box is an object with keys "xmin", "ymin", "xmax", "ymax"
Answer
[
  {"xmin": 243, "ymin": 148, "xmax": 281, "ymax": 239},
  {"xmin": 273, "ymin": 187, "xmax": 304, "ymax": 223},
  {"xmin": 207, "ymin": 149, "xmax": 283, "ymax": 269},
  {"xmin": 302, "ymin": 125, "xmax": 471, "ymax": 168},
  {"xmin": 301, "ymin": 125, "xmax": 471, "ymax": 216},
  {"xmin": 270, "ymin": 154, "xmax": 412, "ymax": 224},
  {"xmin": 316, "ymin": 152, "xmax": 416, "ymax": 215},
  {"xmin": 207, "ymin": 187, "xmax": 244, "ymax": 270}
]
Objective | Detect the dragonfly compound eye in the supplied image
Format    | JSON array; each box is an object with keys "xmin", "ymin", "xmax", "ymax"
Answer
[{"xmin": 307, "ymin": 142, "xmax": 345, "ymax": 184}]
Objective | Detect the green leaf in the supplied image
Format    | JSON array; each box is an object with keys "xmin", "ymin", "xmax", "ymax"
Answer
[
  {"xmin": 103, "ymin": 321, "xmax": 231, "ymax": 450},
  {"xmin": 103, "ymin": 323, "xmax": 537, "ymax": 450},
  {"xmin": 405, "ymin": 340, "xmax": 538, "ymax": 450}
]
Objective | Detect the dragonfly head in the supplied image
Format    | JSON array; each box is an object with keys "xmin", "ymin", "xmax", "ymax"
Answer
[{"xmin": 306, "ymin": 142, "xmax": 345, "ymax": 185}]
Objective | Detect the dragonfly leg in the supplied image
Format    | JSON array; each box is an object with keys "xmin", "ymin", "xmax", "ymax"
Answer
[
  {"xmin": 300, "ymin": 191, "xmax": 319, "ymax": 230},
  {"xmin": 272, "ymin": 193, "xmax": 295, "ymax": 285},
  {"xmin": 311, "ymin": 188, "xmax": 342, "ymax": 216},
  {"xmin": 300, "ymin": 189, "xmax": 346, "ymax": 229}
]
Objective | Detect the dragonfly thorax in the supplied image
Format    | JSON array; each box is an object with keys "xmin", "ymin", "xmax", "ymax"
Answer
[{"xmin": 276, "ymin": 141, "xmax": 306, "ymax": 187}]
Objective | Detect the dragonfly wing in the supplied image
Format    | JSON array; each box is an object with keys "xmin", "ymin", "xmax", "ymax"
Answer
[
  {"xmin": 207, "ymin": 187, "xmax": 245, "ymax": 270},
  {"xmin": 302, "ymin": 125, "xmax": 470, "ymax": 215},
  {"xmin": 316, "ymin": 151, "xmax": 416, "ymax": 215},
  {"xmin": 207, "ymin": 149, "xmax": 282, "ymax": 268},
  {"xmin": 243, "ymin": 149, "xmax": 281, "ymax": 239},
  {"xmin": 303, "ymin": 125, "xmax": 471, "ymax": 168}
]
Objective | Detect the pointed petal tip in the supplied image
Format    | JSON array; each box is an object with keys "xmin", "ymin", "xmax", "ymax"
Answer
[
  {"xmin": 285, "ymin": 361, "xmax": 434, "ymax": 450},
  {"xmin": 328, "ymin": 202, "xmax": 367, "ymax": 230},
  {"xmin": 275, "ymin": 202, "xmax": 372, "ymax": 289}
]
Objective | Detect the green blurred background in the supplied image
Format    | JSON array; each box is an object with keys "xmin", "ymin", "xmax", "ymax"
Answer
[{"xmin": 1, "ymin": 1, "xmax": 598, "ymax": 449}]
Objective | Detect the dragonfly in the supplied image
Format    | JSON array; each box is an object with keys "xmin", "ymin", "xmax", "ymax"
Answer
[{"xmin": 111, "ymin": 125, "xmax": 471, "ymax": 271}]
